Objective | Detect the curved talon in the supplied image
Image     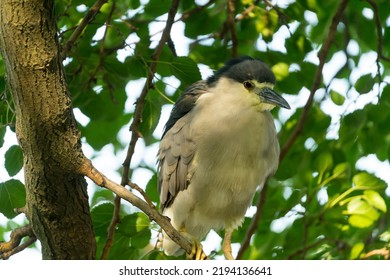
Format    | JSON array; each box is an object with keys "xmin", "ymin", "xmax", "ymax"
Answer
[{"xmin": 180, "ymin": 231, "xmax": 208, "ymax": 260}]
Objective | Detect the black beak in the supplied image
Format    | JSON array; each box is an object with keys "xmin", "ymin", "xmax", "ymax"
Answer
[{"xmin": 257, "ymin": 87, "xmax": 290, "ymax": 109}]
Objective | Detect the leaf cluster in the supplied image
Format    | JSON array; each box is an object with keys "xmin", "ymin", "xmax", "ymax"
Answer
[{"xmin": 1, "ymin": 0, "xmax": 389, "ymax": 259}]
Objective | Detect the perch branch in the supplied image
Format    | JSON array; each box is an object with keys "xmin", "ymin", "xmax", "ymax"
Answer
[
  {"xmin": 237, "ymin": 0, "xmax": 349, "ymax": 259},
  {"xmin": 82, "ymin": 160, "xmax": 193, "ymax": 255}
]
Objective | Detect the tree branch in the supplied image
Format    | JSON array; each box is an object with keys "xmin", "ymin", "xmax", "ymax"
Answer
[
  {"xmin": 361, "ymin": 248, "xmax": 390, "ymax": 260},
  {"xmin": 236, "ymin": 0, "xmax": 260, "ymax": 21},
  {"xmin": 81, "ymin": 160, "xmax": 193, "ymax": 255},
  {"xmin": 61, "ymin": 0, "xmax": 108, "ymax": 59},
  {"xmin": 287, "ymin": 238, "xmax": 328, "ymax": 259},
  {"xmin": 0, "ymin": 225, "xmax": 36, "ymax": 260},
  {"xmin": 179, "ymin": 0, "xmax": 216, "ymax": 21},
  {"xmin": 365, "ymin": 0, "xmax": 390, "ymax": 63},
  {"xmin": 364, "ymin": 0, "xmax": 390, "ymax": 87},
  {"xmin": 279, "ymin": 0, "xmax": 349, "ymax": 161},
  {"xmin": 237, "ymin": 0, "xmax": 349, "ymax": 259},
  {"xmin": 100, "ymin": 0, "xmax": 180, "ymax": 259},
  {"xmin": 227, "ymin": 0, "xmax": 238, "ymax": 58}
]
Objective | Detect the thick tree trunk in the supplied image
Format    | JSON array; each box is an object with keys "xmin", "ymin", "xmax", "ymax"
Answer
[{"xmin": 0, "ymin": 0, "xmax": 96, "ymax": 259}]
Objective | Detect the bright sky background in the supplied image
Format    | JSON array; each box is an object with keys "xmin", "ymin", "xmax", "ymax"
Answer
[{"xmin": 1, "ymin": 0, "xmax": 389, "ymax": 260}]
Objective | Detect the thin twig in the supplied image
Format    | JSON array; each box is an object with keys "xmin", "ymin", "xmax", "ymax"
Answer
[
  {"xmin": 279, "ymin": 0, "xmax": 349, "ymax": 161},
  {"xmin": 364, "ymin": 0, "xmax": 390, "ymax": 88},
  {"xmin": 126, "ymin": 0, "xmax": 180, "ymax": 177},
  {"xmin": 100, "ymin": 194, "xmax": 121, "ymax": 260},
  {"xmin": 167, "ymin": 36, "xmax": 178, "ymax": 57},
  {"xmin": 361, "ymin": 248, "xmax": 390, "ymax": 260},
  {"xmin": 81, "ymin": 160, "xmax": 193, "ymax": 255},
  {"xmin": 237, "ymin": 0, "xmax": 350, "ymax": 259},
  {"xmin": 97, "ymin": 2, "xmax": 122, "ymax": 260},
  {"xmin": 287, "ymin": 238, "xmax": 328, "ymax": 259},
  {"xmin": 236, "ymin": 0, "xmax": 260, "ymax": 21},
  {"xmin": 236, "ymin": 180, "xmax": 269, "ymax": 259},
  {"xmin": 263, "ymin": 0, "xmax": 290, "ymax": 26},
  {"xmin": 99, "ymin": 1, "xmax": 115, "ymax": 57},
  {"xmin": 128, "ymin": 181, "xmax": 156, "ymax": 209},
  {"xmin": 365, "ymin": 0, "xmax": 390, "ymax": 63},
  {"xmin": 61, "ymin": 0, "xmax": 108, "ymax": 58},
  {"xmin": 179, "ymin": 0, "xmax": 216, "ymax": 21},
  {"xmin": 100, "ymin": 0, "xmax": 180, "ymax": 259},
  {"xmin": 227, "ymin": 0, "xmax": 238, "ymax": 58}
]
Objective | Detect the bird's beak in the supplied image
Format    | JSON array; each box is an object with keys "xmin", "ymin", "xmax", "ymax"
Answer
[{"xmin": 256, "ymin": 87, "xmax": 290, "ymax": 109}]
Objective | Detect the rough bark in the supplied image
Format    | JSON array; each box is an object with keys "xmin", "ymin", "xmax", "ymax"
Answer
[{"xmin": 0, "ymin": 0, "xmax": 96, "ymax": 259}]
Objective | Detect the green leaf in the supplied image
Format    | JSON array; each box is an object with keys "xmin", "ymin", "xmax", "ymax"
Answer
[
  {"xmin": 355, "ymin": 74, "xmax": 375, "ymax": 94},
  {"xmin": 0, "ymin": 179, "xmax": 26, "ymax": 219},
  {"xmin": 350, "ymin": 242, "xmax": 364, "ymax": 259},
  {"xmin": 91, "ymin": 202, "xmax": 114, "ymax": 237},
  {"xmin": 316, "ymin": 152, "xmax": 333, "ymax": 177},
  {"xmin": 344, "ymin": 197, "xmax": 380, "ymax": 228},
  {"xmin": 184, "ymin": 11, "xmax": 222, "ymax": 39},
  {"xmin": 91, "ymin": 189, "xmax": 115, "ymax": 207},
  {"xmin": 145, "ymin": 173, "xmax": 159, "ymax": 204},
  {"xmin": 144, "ymin": 0, "xmax": 172, "ymax": 17},
  {"xmin": 271, "ymin": 62, "xmax": 289, "ymax": 81},
  {"xmin": 348, "ymin": 214, "xmax": 374, "ymax": 228},
  {"xmin": 352, "ymin": 172, "xmax": 387, "ymax": 190},
  {"xmin": 0, "ymin": 126, "xmax": 6, "ymax": 148},
  {"xmin": 81, "ymin": 113, "xmax": 131, "ymax": 150},
  {"xmin": 4, "ymin": 145, "xmax": 24, "ymax": 176},
  {"xmin": 339, "ymin": 109, "xmax": 367, "ymax": 145},
  {"xmin": 332, "ymin": 162, "xmax": 351, "ymax": 179},
  {"xmin": 363, "ymin": 190, "xmax": 387, "ymax": 213},
  {"xmin": 118, "ymin": 212, "xmax": 150, "ymax": 236},
  {"xmin": 139, "ymin": 89, "xmax": 164, "ymax": 143},
  {"xmin": 169, "ymin": 56, "xmax": 201, "ymax": 86},
  {"xmin": 117, "ymin": 212, "xmax": 151, "ymax": 249},
  {"xmin": 330, "ymin": 90, "xmax": 345, "ymax": 105}
]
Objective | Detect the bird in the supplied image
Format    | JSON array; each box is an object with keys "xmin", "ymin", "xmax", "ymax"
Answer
[{"xmin": 157, "ymin": 56, "xmax": 290, "ymax": 260}]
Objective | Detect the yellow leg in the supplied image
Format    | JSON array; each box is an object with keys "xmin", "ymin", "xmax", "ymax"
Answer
[{"xmin": 223, "ymin": 228, "xmax": 235, "ymax": 260}]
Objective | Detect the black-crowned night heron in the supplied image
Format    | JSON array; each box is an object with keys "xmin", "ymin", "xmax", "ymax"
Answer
[{"xmin": 157, "ymin": 56, "xmax": 290, "ymax": 260}]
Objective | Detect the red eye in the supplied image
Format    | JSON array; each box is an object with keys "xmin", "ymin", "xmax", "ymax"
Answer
[{"xmin": 243, "ymin": 81, "xmax": 254, "ymax": 89}]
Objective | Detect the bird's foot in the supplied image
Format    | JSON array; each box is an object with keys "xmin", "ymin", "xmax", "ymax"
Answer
[
  {"xmin": 188, "ymin": 239, "xmax": 207, "ymax": 260},
  {"xmin": 181, "ymin": 232, "xmax": 208, "ymax": 260},
  {"xmin": 223, "ymin": 229, "xmax": 235, "ymax": 260}
]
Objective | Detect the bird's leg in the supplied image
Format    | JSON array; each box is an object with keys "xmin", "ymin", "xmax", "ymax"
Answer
[
  {"xmin": 223, "ymin": 228, "xmax": 235, "ymax": 260},
  {"xmin": 180, "ymin": 231, "xmax": 208, "ymax": 260}
]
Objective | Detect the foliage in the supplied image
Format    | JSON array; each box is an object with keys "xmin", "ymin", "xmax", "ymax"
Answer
[{"xmin": 1, "ymin": 0, "xmax": 390, "ymax": 260}]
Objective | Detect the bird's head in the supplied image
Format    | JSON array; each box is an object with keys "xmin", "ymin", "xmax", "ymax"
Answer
[{"xmin": 207, "ymin": 56, "xmax": 290, "ymax": 111}]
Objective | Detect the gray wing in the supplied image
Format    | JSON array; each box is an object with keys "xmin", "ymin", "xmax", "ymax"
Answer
[{"xmin": 158, "ymin": 80, "xmax": 207, "ymax": 211}]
